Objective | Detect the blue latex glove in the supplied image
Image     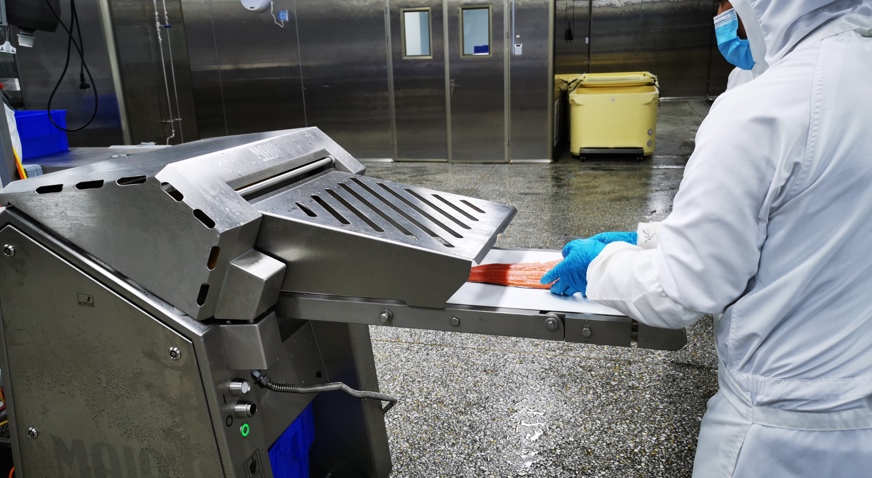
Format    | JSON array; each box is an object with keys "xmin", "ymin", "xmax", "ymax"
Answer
[
  {"xmin": 586, "ymin": 231, "xmax": 638, "ymax": 246},
  {"xmin": 540, "ymin": 239, "xmax": 606, "ymax": 296}
]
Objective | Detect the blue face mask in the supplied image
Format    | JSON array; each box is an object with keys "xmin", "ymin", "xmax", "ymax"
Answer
[{"xmin": 714, "ymin": 9, "xmax": 755, "ymax": 70}]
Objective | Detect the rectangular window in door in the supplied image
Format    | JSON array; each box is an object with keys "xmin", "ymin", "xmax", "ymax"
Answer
[
  {"xmin": 402, "ymin": 9, "xmax": 432, "ymax": 59},
  {"xmin": 461, "ymin": 7, "xmax": 491, "ymax": 56}
]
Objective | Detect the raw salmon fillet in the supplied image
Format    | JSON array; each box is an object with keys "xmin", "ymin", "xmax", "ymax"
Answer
[{"xmin": 468, "ymin": 260, "xmax": 561, "ymax": 289}]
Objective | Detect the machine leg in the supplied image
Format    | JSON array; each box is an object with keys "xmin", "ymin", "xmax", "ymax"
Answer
[{"xmin": 308, "ymin": 322, "xmax": 392, "ymax": 478}]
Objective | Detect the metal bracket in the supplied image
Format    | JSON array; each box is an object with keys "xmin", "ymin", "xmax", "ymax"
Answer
[
  {"xmin": 564, "ymin": 314, "xmax": 686, "ymax": 351},
  {"xmin": 276, "ymin": 293, "xmax": 687, "ymax": 351},
  {"xmin": 278, "ymin": 293, "xmax": 565, "ymax": 341}
]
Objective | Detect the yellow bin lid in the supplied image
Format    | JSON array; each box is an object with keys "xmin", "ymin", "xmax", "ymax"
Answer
[
  {"xmin": 554, "ymin": 73, "xmax": 583, "ymax": 92},
  {"xmin": 577, "ymin": 71, "xmax": 658, "ymax": 88}
]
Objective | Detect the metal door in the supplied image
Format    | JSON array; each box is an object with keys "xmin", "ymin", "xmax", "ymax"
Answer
[
  {"xmin": 390, "ymin": 0, "xmax": 507, "ymax": 162},
  {"xmin": 390, "ymin": 1, "xmax": 449, "ymax": 161},
  {"xmin": 446, "ymin": 0, "xmax": 507, "ymax": 162}
]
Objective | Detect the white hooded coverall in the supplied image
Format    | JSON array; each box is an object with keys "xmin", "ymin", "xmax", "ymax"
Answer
[
  {"xmin": 725, "ymin": 67, "xmax": 755, "ymax": 91},
  {"xmin": 586, "ymin": 1, "xmax": 872, "ymax": 476}
]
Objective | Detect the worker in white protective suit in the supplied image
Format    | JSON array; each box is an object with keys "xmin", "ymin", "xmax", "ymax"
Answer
[{"xmin": 541, "ymin": 0, "xmax": 872, "ymax": 476}]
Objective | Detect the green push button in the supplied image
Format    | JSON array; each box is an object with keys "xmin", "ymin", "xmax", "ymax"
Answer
[{"xmin": 240, "ymin": 423, "xmax": 250, "ymax": 437}]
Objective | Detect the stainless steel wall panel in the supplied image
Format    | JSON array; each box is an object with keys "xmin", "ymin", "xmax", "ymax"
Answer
[
  {"xmin": 707, "ymin": 43, "xmax": 732, "ymax": 97},
  {"xmin": 384, "ymin": 0, "xmax": 398, "ymax": 160},
  {"xmin": 509, "ymin": 0, "xmax": 550, "ymax": 161},
  {"xmin": 447, "ymin": 0, "xmax": 506, "ymax": 163},
  {"xmin": 390, "ymin": 0, "xmax": 448, "ymax": 161},
  {"xmin": 554, "ymin": 0, "xmax": 733, "ymax": 97},
  {"xmin": 15, "ymin": 0, "xmax": 123, "ymax": 146},
  {"xmin": 13, "ymin": 0, "xmax": 732, "ymax": 159},
  {"xmin": 182, "ymin": 0, "xmax": 306, "ymax": 139},
  {"xmin": 554, "ymin": 0, "xmax": 591, "ymax": 74},
  {"xmin": 109, "ymin": 0, "xmax": 199, "ymax": 145},
  {"xmin": 296, "ymin": 0, "xmax": 393, "ymax": 159},
  {"xmin": 179, "ymin": 0, "xmax": 225, "ymax": 137},
  {"xmin": 589, "ymin": 0, "xmax": 718, "ymax": 97}
]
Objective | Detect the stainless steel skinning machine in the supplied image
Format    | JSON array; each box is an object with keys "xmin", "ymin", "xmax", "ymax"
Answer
[{"xmin": 0, "ymin": 129, "xmax": 685, "ymax": 477}]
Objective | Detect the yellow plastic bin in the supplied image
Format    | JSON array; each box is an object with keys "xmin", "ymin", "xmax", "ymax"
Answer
[{"xmin": 569, "ymin": 71, "xmax": 660, "ymax": 159}]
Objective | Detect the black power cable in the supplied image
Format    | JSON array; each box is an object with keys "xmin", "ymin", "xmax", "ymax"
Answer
[
  {"xmin": 251, "ymin": 370, "xmax": 398, "ymax": 414},
  {"xmin": 564, "ymin": 1, "xmax": 574, "ymax": 43},
  {"xmin": 42, "ymin": 0, "xmax": 98, "ymax": 132}
]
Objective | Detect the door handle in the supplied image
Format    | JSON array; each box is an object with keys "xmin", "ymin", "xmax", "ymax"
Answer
[{"xmin": 450, "ymin": 79, "xmax": 460, "ymax": 95}]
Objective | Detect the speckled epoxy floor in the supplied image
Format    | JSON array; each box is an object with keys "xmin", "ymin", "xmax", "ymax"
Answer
[{"xmin": 364, "ymin": 99, "xmax": 718, "ymax": 477}]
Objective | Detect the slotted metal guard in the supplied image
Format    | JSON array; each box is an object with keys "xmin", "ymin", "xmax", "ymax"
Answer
[{"xmin": 253, "ymin": 171, "xmax": 516, "ymax": 308}]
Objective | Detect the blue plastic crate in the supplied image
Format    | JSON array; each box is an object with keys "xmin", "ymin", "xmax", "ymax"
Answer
[
  {"xmin": 268, "ymin": 404, "xmax": 315, "ymax": 478},
  {"xmin": 14, "ymin": 110, "xmax": 69, "ymax": 160}
]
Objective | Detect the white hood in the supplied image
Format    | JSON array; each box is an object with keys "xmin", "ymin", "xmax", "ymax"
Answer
[{"xmin": 731, "ymin": 0, "xmax": 872, "ymax": 74}]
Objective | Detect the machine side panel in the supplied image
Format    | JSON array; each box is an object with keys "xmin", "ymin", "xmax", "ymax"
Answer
[
  {"xmin": 0, "ymin": 177, "xmax": 255, "ymax": 320},
  {"xmin": 0, "ymin": 225, "xmax": 224, "ymax": 477}
]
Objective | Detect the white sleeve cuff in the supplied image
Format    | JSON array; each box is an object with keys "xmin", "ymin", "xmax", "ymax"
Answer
[
  {"xmin": 636, "ymin": 222, "xmax": 661, "ymax": 250},
  {"xmin": 587, "ymin": 242, "xmax": 704, "ymax": 329}
]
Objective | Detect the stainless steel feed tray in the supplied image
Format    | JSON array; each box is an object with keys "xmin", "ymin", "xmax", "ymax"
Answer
[{"xmin": 253, "ymin": 170, "xmax": 516, "ymax": 308}]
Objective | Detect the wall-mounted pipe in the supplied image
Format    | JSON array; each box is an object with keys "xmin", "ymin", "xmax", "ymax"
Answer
[
  {"xmin": 161, "ymin": 0, "xmax": 183, "ymax": 143},
  {"xmin": 586, "ymin": 0, "xmax": 592, "ymax": 71},
  {"xmin": 511, "ymin": 0, "xmax": 515, "ymax": 46},
  {"xmin": 97, "ymin": 0, "xmax": 131, "ymax": 144},
  {"xmin": 152, "ymin": 0, "xmax": 176, "ymax": 144}
]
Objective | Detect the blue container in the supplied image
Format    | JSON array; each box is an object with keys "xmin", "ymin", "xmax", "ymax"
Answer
[
  {"xmin": 268, "ymin": 404, "xmax": 315, "ymax": 478},
  {"xmin": 14, "ymin": 110, "xmax": 69, "ymax": 160}
]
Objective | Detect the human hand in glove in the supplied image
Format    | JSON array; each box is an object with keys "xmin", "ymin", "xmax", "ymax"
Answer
[
  {"xmin": 587, "ymin": 231, "xmax": 638, "ymax": 246},
  {"xmin": 540, "ymin": 238, "xmax": 606, "ymax": 296}
]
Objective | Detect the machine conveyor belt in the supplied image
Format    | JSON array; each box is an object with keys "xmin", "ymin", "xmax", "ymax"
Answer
[
  {"xmin": 447, "ymin": 249, "xmax": 623, "ymax": 316},
  {"xmin": 277, "ymin": 248, "xmax": 687, "ymax": 351}
]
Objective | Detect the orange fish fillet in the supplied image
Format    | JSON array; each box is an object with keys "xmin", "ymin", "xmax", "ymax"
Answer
[{"xmin": 468, "ymin": 260, "xmax": 561, "ymax": 289}]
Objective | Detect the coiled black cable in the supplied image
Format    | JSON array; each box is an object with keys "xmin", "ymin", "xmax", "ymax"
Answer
[
  {"xmin": 42, "ymin": 0, "xmax": 98, "ymax": 132},
  {"xmin": 251, "ymin": 370, "xmax": 397, "ymax": 414}
]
